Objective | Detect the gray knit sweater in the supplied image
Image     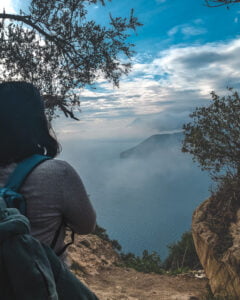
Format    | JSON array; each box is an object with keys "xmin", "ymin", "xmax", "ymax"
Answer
[{"xmin": 0, "ymin": 159, "xmax": 96, "ymax": 255}]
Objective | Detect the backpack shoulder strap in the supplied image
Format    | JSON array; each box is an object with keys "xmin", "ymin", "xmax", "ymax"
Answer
[
  {"xmin": 4, "ymin": 154, "xmax": 74, "ymax": 256},
  {"xmin": 5, "ymin": 154, "xmax": 51, "ymax": 191}
]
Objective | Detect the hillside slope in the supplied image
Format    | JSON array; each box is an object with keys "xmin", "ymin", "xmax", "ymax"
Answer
[
  {"xmin": 120, "ymin": 132, "xmax": 183, "ymax": 159},
  {"xmin": 67, "ymin": 234, "xmax": 208, "ymax": 300}
]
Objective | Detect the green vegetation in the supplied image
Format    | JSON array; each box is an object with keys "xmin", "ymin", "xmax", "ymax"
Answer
[
  {"xmin": 120, "ymin": 231, "xmax": 200, "ymax": 274},
  {"xmin": 94, "ymin": 226, "xmax": 201, "ymax": 275},
  {"xmin": 164, "ymin": 231, "xmax": 201, "ymax": 271},
  {"xmin": 93, "ymin": 224, "xmax": 122, "ymax": 251},
  {"xmin": 120, "ymin": 250, "xmax": 164, "ymax": 274},
  {"xmin": 205, "ymin": 175, "xmax": 240, "ymax": 258},
  {"xmin": 182, "ymin": 89, "xmax": 240, "ymax": 180},
  {"xmin": 182, "ymin": 89, "xmax": 240, "ymax": 257}
]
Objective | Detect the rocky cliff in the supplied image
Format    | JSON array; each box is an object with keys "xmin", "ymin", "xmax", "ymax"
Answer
[
  {"xmin": 67, "ymin": 234, "xmax": 208, "ymax": 300},
  {"xmin": 192, "ymin": 198, "xmax": 240, "ymax": 298}
]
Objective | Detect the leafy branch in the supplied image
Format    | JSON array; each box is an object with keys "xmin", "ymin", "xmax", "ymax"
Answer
[{"xmin": 0, "ymin": 0, "xmax": 142, "ymax": 120}]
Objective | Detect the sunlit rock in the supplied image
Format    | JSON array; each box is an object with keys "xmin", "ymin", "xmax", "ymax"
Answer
[{"xmin": 192, "ymin": 198, "xmax": 240, "ymax": 298}]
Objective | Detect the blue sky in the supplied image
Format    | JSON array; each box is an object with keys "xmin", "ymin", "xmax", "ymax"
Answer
[{"xmin": 2, "ymin": 0, "xmax": 240, "ymax": 141}]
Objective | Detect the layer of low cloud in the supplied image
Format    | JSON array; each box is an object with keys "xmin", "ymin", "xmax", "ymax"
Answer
[{"xmin": 59, "ymin": 132, "xmax": 210, "ymax": 257}]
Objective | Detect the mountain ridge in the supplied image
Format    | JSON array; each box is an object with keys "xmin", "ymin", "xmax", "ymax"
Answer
[{"xmin": 120, "ymin": 131, "xmax": 183, "ymax": 159}]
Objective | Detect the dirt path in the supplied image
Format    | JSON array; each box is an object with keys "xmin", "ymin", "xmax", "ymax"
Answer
[
  {"xmin": 68, "ymin": 234, "xmax": 208, "ymax": 300},
  {"xmin": 83, "ymin": 267, "xmax": 208, "ymax": 300}
]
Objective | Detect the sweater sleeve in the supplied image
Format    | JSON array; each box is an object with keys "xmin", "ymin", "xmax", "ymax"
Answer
[{"xmin": 60, "ymin": 161, "xmax": 96, "ymax": 234}]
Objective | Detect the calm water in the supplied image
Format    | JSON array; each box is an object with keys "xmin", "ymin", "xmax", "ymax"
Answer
[{"xmin": 59, "ymin": 138, "xmax": 210, "ymax": 259}]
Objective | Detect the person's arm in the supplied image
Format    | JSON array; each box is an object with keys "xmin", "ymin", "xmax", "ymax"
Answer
[{"xmin": 61, "ymin": 161, "xmax": 96, "ymax": 234}]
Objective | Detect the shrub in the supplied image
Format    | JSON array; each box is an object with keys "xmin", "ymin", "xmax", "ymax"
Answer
[
  {"xmin": 182, "ymin": 89, "xmax": 240, "ymax": 180},
  {"xmin": 92, "ymin": 224, "xmax": 122, "ymax": 251},
  {"xmin": 120, "ymin": 250, "xmax": 164, "ymax": 274},
  {"xmin": 163, "ymin": 231, "xmax": 201, "ymax": 270},
  {"xmin": 94, "ymin": 225, "xmax": 201, "ymax": 274},
  {"xmin": 205, "ymin": 174, "xmax": 240, "ymax": 258}
]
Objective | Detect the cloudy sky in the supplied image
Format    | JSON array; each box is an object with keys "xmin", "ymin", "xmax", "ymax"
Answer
[{"xmin": 1, "ymin": 0, "xmax": 240, "ymax": 141}]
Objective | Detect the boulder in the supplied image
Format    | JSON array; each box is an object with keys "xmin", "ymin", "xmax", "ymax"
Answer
[{"xmin": 192, "ymin": 198, "xmax": 240, "ymax": 298}]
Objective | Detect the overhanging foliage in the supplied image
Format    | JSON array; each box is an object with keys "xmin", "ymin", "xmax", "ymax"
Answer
[{"xmin": 0, "ymin": 0, "xmax": 141, "ymax": 119}]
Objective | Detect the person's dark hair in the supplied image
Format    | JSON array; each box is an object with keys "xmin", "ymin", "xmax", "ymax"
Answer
[{"xmin": 0, "ymin": 81, "xmax": 61, "ymax": 166}]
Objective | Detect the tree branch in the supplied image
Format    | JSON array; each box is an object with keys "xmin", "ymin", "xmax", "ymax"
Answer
[
  {"xmin": 205, "ymin": 0, "xmax": 240, "ymax": 7},
  {"xmin": 0, "ymin": 13, "xmax": 85, "ymax": 71},
  {"xmin": 0, "ymin": 13, "xmax": 53, "ymax": 40},
  {"xmin": 0, "ymin": 1, "xmax": 141, "ymax": 120}
]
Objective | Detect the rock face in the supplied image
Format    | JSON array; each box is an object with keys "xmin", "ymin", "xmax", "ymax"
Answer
[{"xmin": 192, "ymin": 198, "xmax": 240, "ymax": 298}]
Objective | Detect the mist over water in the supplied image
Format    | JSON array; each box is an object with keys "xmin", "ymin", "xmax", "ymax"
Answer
[{"xmin": 58, "ymin": 134, "xmax": 210, "ymax": 259}]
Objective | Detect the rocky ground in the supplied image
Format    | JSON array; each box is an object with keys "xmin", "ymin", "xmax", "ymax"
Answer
[{"xmin": 67, "ymin": 234, "xmax": 208, "ymax": 300}]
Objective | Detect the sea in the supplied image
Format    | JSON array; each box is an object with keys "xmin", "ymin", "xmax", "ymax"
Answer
[{"xmin": 59, "ymin": 135, "xmax": 211, "ymax": 259}]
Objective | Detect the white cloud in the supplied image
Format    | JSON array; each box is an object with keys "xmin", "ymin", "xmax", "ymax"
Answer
[
  {"xmin": 154, "ymin": 39, "xmax": 240, "ymax": 92},
  {"xmin": 168, "ymin": 24, "xmax": 207, "ymax": 38},
  {"xmin": 168, "ymin": 26, "xmax": 179, "ymax": 36},
  {"xmin": 193, "ymin": 18, "xmax": 204, "ymax": 25},
  {"xmin": 181, "ymin": 26, "xmax": 207, "ymax": 36},
  {"xmin": 75, "ymin": 38, "xmax": 240, "ymax": 131},
  {"xmin": 0, "ymin": 0, "xmax": 16, "ymax": 13}
]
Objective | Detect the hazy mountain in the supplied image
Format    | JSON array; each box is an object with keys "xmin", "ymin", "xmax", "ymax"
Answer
[
  {"xmin": 120, "ymin": 132, "xmax": 183, "ymax": 159},
  {"xmin": 60, "ymin": 131, "xmax": 210, "ymax": 259}
]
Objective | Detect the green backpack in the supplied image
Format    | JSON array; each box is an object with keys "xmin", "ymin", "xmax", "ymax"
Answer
[{"xmin": 0, "ymin": 154, "xmax": 99, "ymax": 300}]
